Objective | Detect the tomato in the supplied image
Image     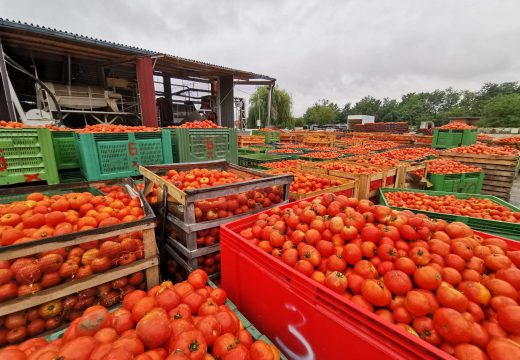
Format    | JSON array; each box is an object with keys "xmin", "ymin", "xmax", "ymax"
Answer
[
  {"xmin": 383, "ymin": 270, "xmax": 412, "ymax": 296},
  {"xmin": 324, "ymin": 271, "xmax": 348, "ymax": 294},
  {"xmin": 413, "ymin": 266, "xmax": 442, "ymax": 290},
  {"xmin": 496, "ymin": 305, "xmax": 520, "ymax": 335},
  {"xmin": 111, "ymin": 308, "xmax": 134, "ymax": 334},
  {"xmin": 75, "ymin": 307, "xmax": 111, "ymax": 336},
  {"xmin": 487, "ymin": 337, "xmax": 520, "ymax": 360},
  {"xmin": 57, "ymin": 336, "xmax": 96, "ymax": 360},
  {"xmin": 404, "ymin": 290, "xmax": 431, "ymax": 317},
  {"xmin": 132, "ymin": 297, "xmax": 157, "ymax": 322},
  {"xmin": 433, "ymin": 308, "xmax": 472, "ymax": 345},
  {"xmin": 436, "ymin": 285, "xmax": 469, "ymax": 312},
  {"xmin": 361, "ymin": 279, "xmax": 392, "ymax": 307},
  {"xmin": 458, "ymin": 281, "xmax": 491, "ymax": 306},
  {"xmin": 412, "ymin": 317, "xmax": 442, "ymax": 346},
  {"xmin": 170, "ymin": 329, "xmax": 207, "ymax": 359},
  {"xmin": 38, "ymin": 300, "xmax": 63, "ymax": 319},
  {"xmin": 136, "ymin": 308, "xmax": 171, "ymax": 348},
  {"xmin": 353, "ymin": 260, "xmax": 378, "ymax": 279}
]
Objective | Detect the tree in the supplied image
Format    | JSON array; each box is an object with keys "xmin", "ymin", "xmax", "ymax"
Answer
[
  {"xmin": 377, "ymin": 98, "xmax": 400, "ymax": 122},
  {"xmin": 247, "ymin": 86, "xmax": 294, "ymax": 128},
  {"xmin": 480, "ymin": 94, "xmax": 520, "ymax": 127},
  {"xmin": 351, "ymin": 96, "xmax": 381, "ymax": 116},
  {"xmin": 303, "ymin": 100, "xmax": 338, "ymax": 125}
]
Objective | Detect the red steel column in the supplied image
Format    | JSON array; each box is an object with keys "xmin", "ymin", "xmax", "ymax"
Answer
[{"xmin": 136, "ymin": 56, "xmax": 158, "ymax": 127}]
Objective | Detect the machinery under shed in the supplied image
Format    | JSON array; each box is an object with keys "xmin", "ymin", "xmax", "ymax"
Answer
[{"xmin": 0, "ymin": 18, "xmax": 275, "ymax": 129}]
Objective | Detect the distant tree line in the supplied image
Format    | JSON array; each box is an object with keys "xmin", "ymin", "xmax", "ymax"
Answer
[{"xmin": 247, "ymin": 82, "xmax": 520, "ymax": 129}]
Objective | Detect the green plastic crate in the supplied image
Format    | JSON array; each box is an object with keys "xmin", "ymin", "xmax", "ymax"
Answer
[
  {"xmin": 0, "ymin": 127, "xmax": 59, "ymax": 185},
  {"xmin": 432, "ymin": 129, "xmax": 477, "ymax": 149},
  {"xmin": 51, "ymin": 131, "xmax": 79, "ymax": 170},
  {"xmin": 75, "ymin": 130, "xmax": 173, "ymax": 181},
  {"xmin": 428, "ymin": 171, "xmax": 484, "ymax": 194},
  {"xmin": 252, "ymin": 130, "xmax": 281, "ymax": 143},
  {"xmin": 238, "ymin": 153, "xmax": 293, "ymax": 168},
  {"xmin": 378, "ymin": 188, "xmax": 520, "ymax": 240},
  {"xmin": 167, "ymin": 128, "xmax": 237, "ymax": 164}
]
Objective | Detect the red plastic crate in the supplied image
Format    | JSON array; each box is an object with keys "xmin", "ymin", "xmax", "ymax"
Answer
[{"xmin": 220, "ymin": 200, "xmax": 520, "ymax": 360}]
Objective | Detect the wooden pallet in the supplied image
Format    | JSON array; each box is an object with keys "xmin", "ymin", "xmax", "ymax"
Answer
[
  {"xmin": 439, "ymin": 151, "xmax": 519, "ymax": 200},
  {"xmin": 0, "ymin": 179, "xmax": 159, "ymax": 317},
  {"xmin": 140, "ymin": 160, "xmax": 293, "ymax": 233}
]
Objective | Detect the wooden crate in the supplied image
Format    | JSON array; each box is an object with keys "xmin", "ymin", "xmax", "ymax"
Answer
[
  {"xmin": 396, "ymin": 162, "xmax": 429, "ymax": 188},
  {"xmin": 263, "ymin": 168, "xmax": 358, "ymax": 200},
  {"xmin": 164, "ymin": 219, "xmax": 221, "ymax": 259},
  {"xmin": 140, "ymin": 160, "xmax": 293, "ymax": 233},
  {"xmin": 439, "ymin": 151, "xmax": 519, "ymax": 200},
  {"xmin": 308, "ymin": 161, "xmax": 399, "ymax": 199},
  {"xmin": 165, "ymin": 244, "xmax": 221, "ymax": 281},
  {"xmin": 0, "ymin": 179, "xmax": 159, "ymax": 317}
]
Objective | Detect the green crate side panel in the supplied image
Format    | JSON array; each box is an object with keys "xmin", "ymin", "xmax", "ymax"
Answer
[
  {"xmin": 432, "ymin": 129, "xmax": 477, "ymax": 149},
  {"xmin": 378, "ymin": 188, "xmax": 520, "ymax": 240},
  {"xmin": 238, "ymin": 154, "xmax": 292, "ymax": 168},
  {"xmin": 52, "ymin": 131, "xmax": 79, "ymax": 170},
  {"xmin": 170, "ymin": 128, "xmax": 237, "ymax": 164},
  {"xmin": 428, "ymin": 172, "xmax": 484, "ymax": 194},
  {"xmin": 0, "ymin": 128, "xmax": 59, "ymax": 185},
  {"xmin": 461, "ymin": 130, "xmax": 478, "ymax": 145},
  {"xmin": 75, "ymin": 131, "xmax": 172, "ymax": 181}
]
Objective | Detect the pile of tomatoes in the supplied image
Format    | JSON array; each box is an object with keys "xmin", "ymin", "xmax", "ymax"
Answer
[
  {"xmin": 348, "ymin": 155, "xmax": 402, "ymax": 167},
  {"xmin": 426, "ymin": 159, "xmax": 481, "ymax": 174},
  {"xmin": 497, "ymin": 136, "xmax": 520, "ymax": 143},
  {"xmin": 267, "ymin": 170, "xmax": 343, "ymax": 196},
  {"xmin": 367, "ymin": 141, "xmax": 402, "ymax": 150},
  {"xmin": 0, "ymin": 270, "xmax": 281, "ymax": 360},
  {"xmin": 258, "ymin": 128, "xmax": 278, "ymax": 132},
  {"xmin": 76, "ymin": 124, "xmax": 159, "ymax": 133},
  {"xmin": 0, "ymin": 185, "xmax": 144, "ymax": 247},
  {"xmin": 266, "ymin": 149, "xmax": 302, "ymax": 154},
  {"xmin": 168, "ymin": 120, "xmax": 222, "ymax": 129},
  {"xmin": 237, "ymin": 194, "xmax": 520, "ymax": 359},
  {"xmin": 305, "ymin": 146, "xmax": 337, "ymax": 152},
  {"xmin": 449, "ymin": 144, "xmax": 519, "ymax": 156},
  {"xmin": 317, "ymin": 162, "xmax": 383, "ymax": 175},
  {"xmin": 0, "ymin": 230, "xmax": 145, "ymax": 301},
  {"xmin": 159, "ymin": 168, "xmax": 283, "ymax": 222},
  {"xmin": 380, "ymin": 147, "xmax": 438, "ymax": 161},
  {"xmin": 301, "ymin": 152, "xmax": 343, "ymax": 160},
  {"xmin": 438, "ymin": 122, "xmax": 476, "ymax": 130},
  {"xmin": 167, "ymin": 252, "xmax": 222, "ymax": 283},
  {"xmin": 0, "ymin": 122, "xmax": 70, "ymax": 131},
  {"xmin": 162, "ymin": 169, "xmax": 252, "ymax": 191},
  {"xmin": 0, "ymin": 272, "xmax": 145, "ymax": 346},
  {"xmin": 478, "ymin": 134, "xmax": 494, "ymax": 141},
  {"xmin": 385, "ymin": 191, "xmax": 520, "ymax": 223},
  {"xmin": 279, "ymin": 144, "xmax": 308, "ymax": 149},
  {"xmin": 259, "ymin": 160, "xmax": 309, "ymax": 169},
  {"xmin": 338, "ymin": 145, "xmax": 376, "ymax": 155}
]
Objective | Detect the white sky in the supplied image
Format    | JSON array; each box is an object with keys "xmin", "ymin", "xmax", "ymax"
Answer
[{"xmin": 1, "ymin": 0, "xmax": 519, "ymax": 116}]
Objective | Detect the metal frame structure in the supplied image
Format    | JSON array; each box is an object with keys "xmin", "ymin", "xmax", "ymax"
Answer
[{"xmin": 0, "ymin": 18, "xmax": 276, "ymax": 127}]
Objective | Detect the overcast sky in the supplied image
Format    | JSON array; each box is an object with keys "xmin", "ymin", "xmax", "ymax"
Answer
[{"xmin": 1, "ymin": 0, "xmax": 519, "ymax": 116}]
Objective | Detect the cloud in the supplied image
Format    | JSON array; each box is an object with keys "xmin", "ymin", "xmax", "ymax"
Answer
[{"xmin": 1, "ymin": 0, "xmax": 519, "ymax": 115}]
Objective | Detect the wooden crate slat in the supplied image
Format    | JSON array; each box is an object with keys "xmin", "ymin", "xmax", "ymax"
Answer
[{"xmin": 0, "ymin": 256, "xmax": 159, "ymax": 317}]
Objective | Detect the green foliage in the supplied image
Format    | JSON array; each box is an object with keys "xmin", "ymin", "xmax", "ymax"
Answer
[
  {"xmin": 480, "ymin": 94, "xmax": 520, "ymax": 127},
  {"xmin": 303, "ymin": 100, "xmax": 338, "ymax": 125},
  {"xmin": 302, "ymin": 82, "xmax": 520, "ymax": 128},
  {"xmin": 247, "ymin": 86, "xmax": 294, "ymax": 128}
]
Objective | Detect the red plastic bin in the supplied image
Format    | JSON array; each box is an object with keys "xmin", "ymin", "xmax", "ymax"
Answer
[{"xmin": 220, "ymin": 200, "xmax": 520, "ymax": 360}]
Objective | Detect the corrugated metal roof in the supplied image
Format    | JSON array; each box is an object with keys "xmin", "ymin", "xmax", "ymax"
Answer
[{"xmin": 0, "ymin": 18, "xmax": 274, "ymax": 81}]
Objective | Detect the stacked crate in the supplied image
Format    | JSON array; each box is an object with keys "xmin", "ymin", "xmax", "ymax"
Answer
[
  {"xmin": 0, "ymin": 127, "xmax": 59, "ymax": 186},
  {"xmin": 0, "ymin": 179, "xmax": 159, "ymax": 336},
  {"xmin": 439, "ymin": 151, "xmax": 519, "ymax": 200},
  {"xmin": 140, "ymin": 161, "xmax": 293, "ymax": 280}
]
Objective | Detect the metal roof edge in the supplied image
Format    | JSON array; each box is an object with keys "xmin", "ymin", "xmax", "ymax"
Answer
[{"xmin": 0, "ymin": 18, "xmax": 275, "ymax": 81}]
